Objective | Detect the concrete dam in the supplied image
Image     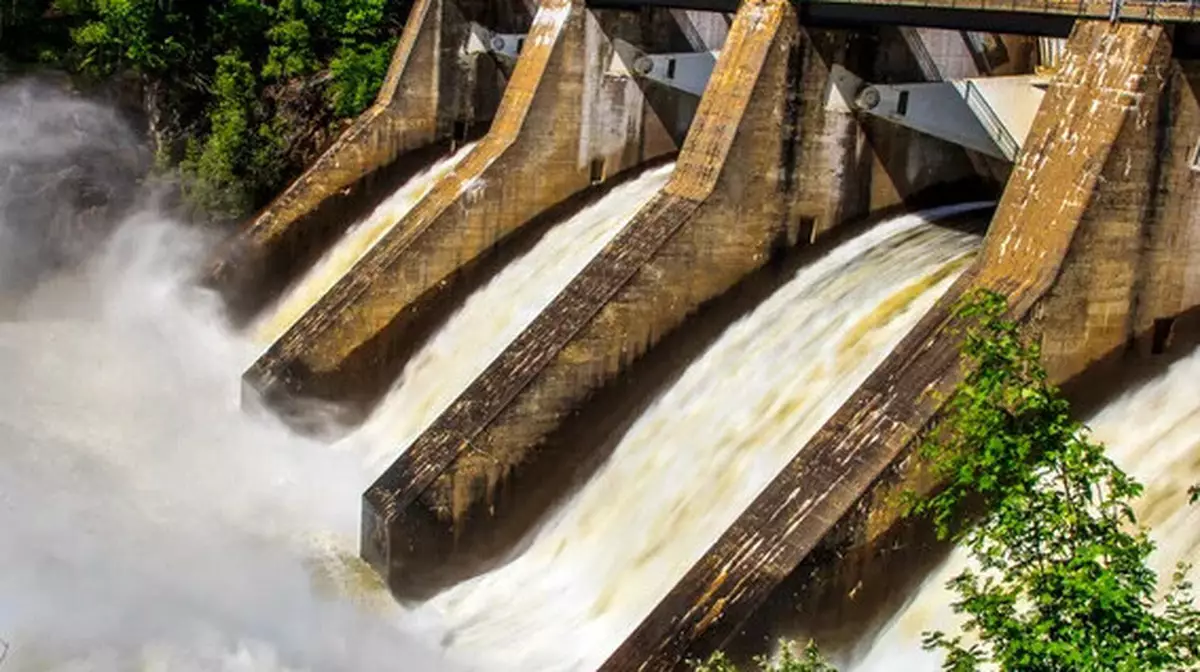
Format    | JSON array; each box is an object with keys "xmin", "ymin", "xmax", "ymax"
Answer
[{"xmin": 8, "ymin": 0, "xmax": 1197, "ymax": 669}]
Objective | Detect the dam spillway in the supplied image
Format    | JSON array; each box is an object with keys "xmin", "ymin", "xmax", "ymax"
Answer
[
  {"xmin": 343, "ymin": 162, "xmax": 676, "ymax": 473},
  {"xmin": 414, "ymin": 207, "xmax": 983, "ymax": 671},
  {"xmin": 7, "ymin": 0, "xmax": 1200, "ymax": 668}
]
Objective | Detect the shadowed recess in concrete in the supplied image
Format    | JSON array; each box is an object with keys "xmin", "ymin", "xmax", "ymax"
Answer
[{"xmin": 603, "ymin": 19, "xmax": 1200, "ymax": 670}]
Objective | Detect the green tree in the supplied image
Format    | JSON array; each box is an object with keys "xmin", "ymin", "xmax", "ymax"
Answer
[
  {"xmin": 179, "ymin": 50, "xmax": 257, "ymax": 217},
  {"xmin": 699, "ymin": 289, "xmax": 1200, "ymax": 672},
  {"xmin": 1, "ymin": 0, "xmax": 411, "ymax": 218},
  {"xmin": 912, "ymin": 288, "xmax": 1200, "ymax": 671}
]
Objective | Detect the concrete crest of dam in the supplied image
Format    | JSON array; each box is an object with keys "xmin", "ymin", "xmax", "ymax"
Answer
[{"xmin": 198, "ymin": 0, "xmax": 1200, "ymax": 668}]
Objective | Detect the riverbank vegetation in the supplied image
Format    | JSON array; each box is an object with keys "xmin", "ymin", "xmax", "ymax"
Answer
[
  {"xmin": 698, "ymin": 289, "xmax": 1200, "ymax": 671},
  {"xmin": 0, "ymin": 0, "xmax": 413, "ymax": 219}
]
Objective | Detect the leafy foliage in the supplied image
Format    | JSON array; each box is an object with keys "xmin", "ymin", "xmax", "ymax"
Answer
[
  {"xmin": 1, "ymin": 0, "xmax": 412, "ymax": 218},
  {"xmin": 702, "ymin": 289, "xmax": 1200, "ymax": 671},
  {"xmin": 694, "ymin": 641, "xmax": 837, "ymax": 672},
  {"xmin": 912, "ymin": 288, "xmax": 1200, "ymax": 671}
]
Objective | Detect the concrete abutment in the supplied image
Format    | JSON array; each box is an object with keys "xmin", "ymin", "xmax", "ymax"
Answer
[{"xmin": 204, "ymin": 0, "xmax": 528, "ymax": 322}]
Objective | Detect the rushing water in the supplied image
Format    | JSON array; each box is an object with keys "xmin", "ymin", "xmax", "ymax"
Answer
[
  {"xmin": 849, "ymin": 345, "xmax": 1200, "ymax": 671},
  {"xmin": 18, "ymin": 84, "xmax": 1193, "ymax": 672},
  {"xmin": 0, "ymin": 217, "xmax": 459, "ymax": 671},
  {"xmin": 415, "ymin": 205, "xmax": 987, "ymax": 671},
  {"xmin": 252, "ymin": 143, "xmax": 478, "ymax": 346},
  {"xmin": 0, "ymin": 83, "xmax": 457, "ymax": 671}
]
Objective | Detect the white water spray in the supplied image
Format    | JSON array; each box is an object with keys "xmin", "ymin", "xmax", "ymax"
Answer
[
  {"xmin": 417, "ymin": 205, "xmax": 988, "ymax": 671},
  {"xmin": 0, "ymin": 85, "xmax": 452, "ymax": 672}
]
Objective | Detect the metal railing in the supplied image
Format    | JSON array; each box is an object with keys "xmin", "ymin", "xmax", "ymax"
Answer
[
  {"xmin": 899, "ymin": 27, "xmax": 943, "ymax": 81},
  {"xmin": 962, "ymin": 80, "xmax": 1022, "ymax": 160},
  {"xmin": 788, "ymin": 0, "xmax": 1200, "ymax": 24}
]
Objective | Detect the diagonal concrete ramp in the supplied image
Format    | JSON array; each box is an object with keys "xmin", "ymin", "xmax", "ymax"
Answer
[
  {"xmin": 603, "ymin": 19, "xmax": 1200, "ymax": 670},
  {"xmin": 245, "ymin": 0, "xmax": 696, "ymax": 422},
  {"xmin": 360, "ymin": 0, "xmax": 1001, "ymax": 597},
  {"xmin": 205, "ymin": 0, "xmax": 526, "ymax": 322}
]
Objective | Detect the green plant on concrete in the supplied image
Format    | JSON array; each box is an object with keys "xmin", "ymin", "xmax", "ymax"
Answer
[
  {"xmin": 911, "ymin": 287, "xmax": 1200, "ymax": 671},
  {"xmin": 694, "ymin": 640, "xmax": 837, "ymax": 672}
]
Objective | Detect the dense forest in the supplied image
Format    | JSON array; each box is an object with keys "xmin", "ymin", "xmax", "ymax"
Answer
[{"xmin": 0, "ymin": 0, "xmax": 415, "ymax": 219}]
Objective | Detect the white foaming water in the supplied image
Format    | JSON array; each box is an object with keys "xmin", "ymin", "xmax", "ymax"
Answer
[
  {"xmin": 0, "ymin": 213, "xmax": 457, "ymax": 671},
  {"xmin": 850, "ymin": 345, "xmax": 1200, "ymax": 671},
  {"xmin": 0, "ymin": 151, "xmax": 669, "ymax": 670},
  {"xmin": 417, "ymin": 205, "xmax": 989, "ymax": 671},
  {"xmin": 252, "ymin": 143, "xmax": 477, "ymax": 345},
  {"xmin": 0, "ymin": 84, "xmax": 458, "ymax": 669},
  {"xmin": 342, "ymin": 163, "xmax": 674, "ymax": 473}
]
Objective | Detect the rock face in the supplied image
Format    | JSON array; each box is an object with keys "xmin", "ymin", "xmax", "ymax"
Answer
[
  {"xmin": 359, "ymin": 0, "xmax": 1018, "ymax": 598},
  {"xmin": 0, "ymin": 79, "xmax": 148, "ymax": 297},
  {"xmin": 604, "ymin": 19, "xmax": 1199, "ymax": 671}
]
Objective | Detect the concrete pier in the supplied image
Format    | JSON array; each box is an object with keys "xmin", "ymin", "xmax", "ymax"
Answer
[
  {"xmin": 204, "ymin": 0, "xmax": 527, "ymax": 322},
  {"xmin": 360, "ymin": 0, "xmax": 1018, "ymax": 597},
  {"xmin": 245, "ymin": 0, "xmax": 705, "ymax": 423},
  {"xmin": 604, "ymin": 20, "xmax": 1200, "ymax": 670}
]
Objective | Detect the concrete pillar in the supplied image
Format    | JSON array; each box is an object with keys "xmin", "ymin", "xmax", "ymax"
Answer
[
  {"xmin": 601, "ymin": 20, "xmax": 1177, "ymax": 670},
  {"xmin": 360, "ymin": 0, "xmax": 1000, "ymax": 599},
  {"xmin": 245, "ymin": 0, "xmax": 694, "ymax": 423},
  {"xmin": 204, "ymin": 0, "xmax": 527, "ymax": 322}
]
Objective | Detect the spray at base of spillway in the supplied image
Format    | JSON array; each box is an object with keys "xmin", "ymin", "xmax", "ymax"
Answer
[{"xmin": 0, "ymin": 86, "xmax": 453, "ymax": 671}]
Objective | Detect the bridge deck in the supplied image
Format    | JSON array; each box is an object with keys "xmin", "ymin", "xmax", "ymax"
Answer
[{"xmin": 588, "ymin": 0, "xmax": 1200, "ymax": 34}]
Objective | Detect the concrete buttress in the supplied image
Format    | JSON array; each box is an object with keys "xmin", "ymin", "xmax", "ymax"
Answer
[
  {"xmin": 360, "ymin": 0, "xmax": 1002, "ymax": 598},
  {"xmin": 204, "ymin": 0, "xmax": 526, "ymax": 322},
  {"xmin": 244, "ymin": 0, "xmax": 696, "ymax": 423},
  {"xmin": 602, "ymin": 19, "xmax": 1193, "ymax": 670}
]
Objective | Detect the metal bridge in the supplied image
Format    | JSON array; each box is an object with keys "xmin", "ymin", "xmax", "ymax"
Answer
[{"xmin": 587, "ymin": 0, "xmax": 1200, "ymax": 36}]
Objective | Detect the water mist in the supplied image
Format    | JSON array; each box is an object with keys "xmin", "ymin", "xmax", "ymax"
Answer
[{"xmin": 0, "ymin": 81, "xmax": 451, "ymax": 672}]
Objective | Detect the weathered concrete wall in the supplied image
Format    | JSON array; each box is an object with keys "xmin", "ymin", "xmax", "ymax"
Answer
[
  {"xmin": 359, "ymin": 0, "xmax": 1005, "ymax": 597},
  {"xmin": 1039, "ymin": 54, "xmax": 1200, "ymax": 380},
  {"xmin": 603, "ymin": 20, "xmax": 1187, "ymax": 670},
  {"xmin": 245, "ymin": 0, "xmax": 694, "ymax": 421},
  {"xmin": 204, "ymin": 0, "xmax": 528, "ymax": 321}
]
